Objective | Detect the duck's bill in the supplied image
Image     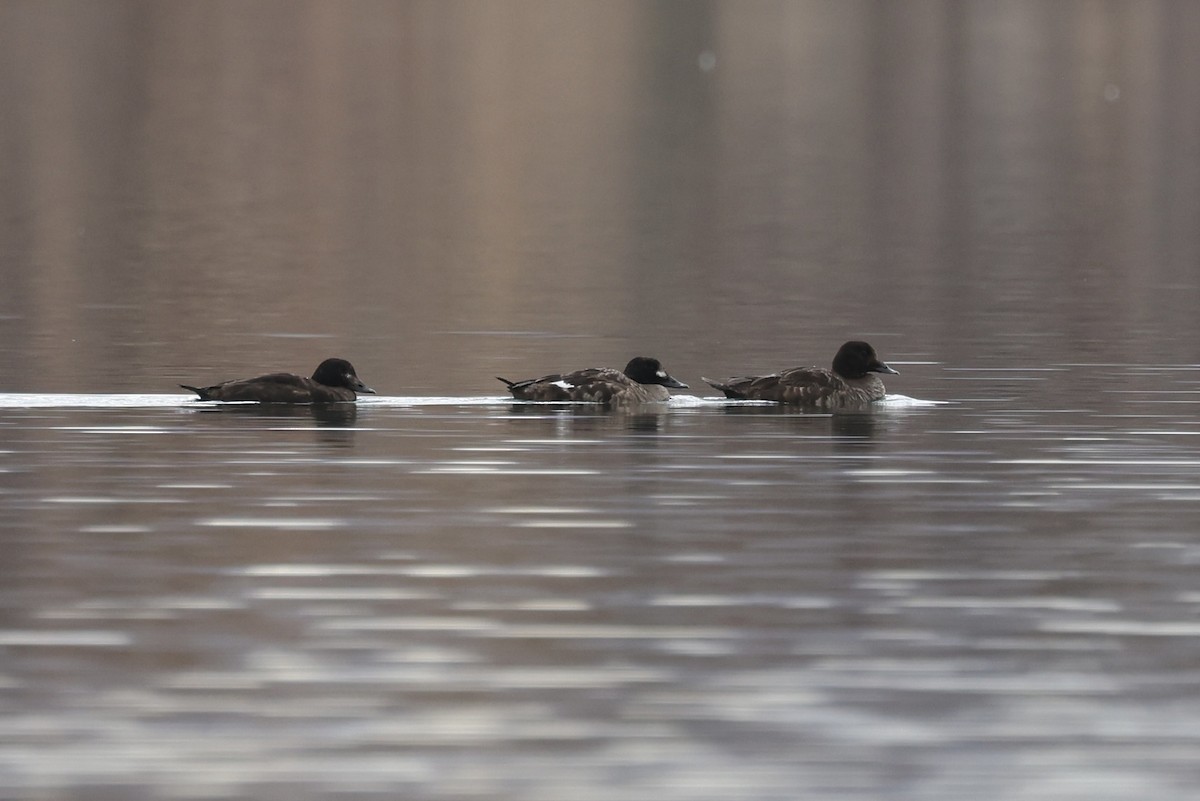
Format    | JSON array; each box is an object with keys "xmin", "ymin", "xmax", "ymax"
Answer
[
  {"xmin": 355, "ymin": 382, "xmax": 377, "ymax": 394},
  {"xmin": 872, "ymin": 362, "xmax": 899, "ymax": 375},
  {"xmin": 662, "ymin": 374, "xmax": 689, "ymax": 389}
]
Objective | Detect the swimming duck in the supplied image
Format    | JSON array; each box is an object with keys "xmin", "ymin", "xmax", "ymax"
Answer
[
  {"xmin": 703, "ymin": 341, "xmax": 898, "ymax": 406},
  {"xmin": 181, "ymin": 358, "xmax": 375, "ymax": 403},
  {"xmin": 498, "ymin": 356, "xmax": 688, "ymax": 405}
]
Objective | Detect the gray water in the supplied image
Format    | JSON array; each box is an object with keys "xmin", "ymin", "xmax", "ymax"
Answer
[{"xmin": 3, "ymin": 2, "xmax": 1200, "ymax": 799}]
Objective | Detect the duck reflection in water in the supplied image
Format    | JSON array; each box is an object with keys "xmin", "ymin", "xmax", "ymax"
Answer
[
  {"xmin": 186, "ymin": 401, "xmax": 359, "ymax": 444},
  {"xmin": 503, "ymin": 402, "xmax": 667, "ymax": 435},
  {"xmin": 830, "ymin": 411, "xmax": 880, "ymax": 443},
  {"xmin": 717, "ymin": 404, "xmax": 882, "ymax": 446}
]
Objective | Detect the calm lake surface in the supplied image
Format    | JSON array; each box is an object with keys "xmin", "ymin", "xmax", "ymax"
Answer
[{"xmin": 3, "ymin": 2, "xmax": 1200, "ymax": 799}]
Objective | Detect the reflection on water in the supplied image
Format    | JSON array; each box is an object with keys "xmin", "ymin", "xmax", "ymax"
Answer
[
  {"xmin": 2, "ymin": 366, "xmax": 1200, "ymax": 798},
  {"xmin": 3, "ymin": 0, "xmax": 1200, "ymax": 798},
  {"xmin": 502, "ymin": 402, "xmax": 675, "ymax": 435},
  {"xmin": 186, "ymin": 400, "xmax": 361, "ymax": 431}
]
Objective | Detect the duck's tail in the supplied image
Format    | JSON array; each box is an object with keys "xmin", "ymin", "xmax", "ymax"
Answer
[
  {"xmin": 701, "ymin": 377, "xmax": 746, "ymax": 400},
  {"xmin": 495, "ymin": 377, "xmax": 516, "ymax": 389},
  {"xmin": 180, "ymin": 384, "xmax": 211, "ymax": 400}
]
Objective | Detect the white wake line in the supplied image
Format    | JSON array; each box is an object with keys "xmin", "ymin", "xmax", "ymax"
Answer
[
  {"xmin": 0, "ymin": 393, "xmax": 945, "ymax": 410},
  {"xmin": 0, "ymin": 393, "xmax": 197, "ymax": 409}
]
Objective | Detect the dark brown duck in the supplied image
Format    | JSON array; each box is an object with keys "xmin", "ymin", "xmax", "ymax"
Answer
[
  {"xmin": 498, "ymin": 356, "xmax": 688, "ymax": 405},
  {"xmin": 181, "ymin": 358, "xmax": 375, "ymax": 403},
  {"xmin": 703, "ymin": 341, "xmax": 898, "ymax": 407}
]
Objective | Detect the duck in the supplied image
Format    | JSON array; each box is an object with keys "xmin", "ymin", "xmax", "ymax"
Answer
[
  {"xmin": 498, "ymin": 356, "xmax": 688, "ymax": 405},
  {"xmin": 703, "ymin": 341, "xmax": 898, "ymax": 406},
  {"xmin": 181, "ymin": 358, "xmax": 375, "ymax": 403}
]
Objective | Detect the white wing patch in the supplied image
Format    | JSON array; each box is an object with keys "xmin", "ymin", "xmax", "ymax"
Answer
[{"xmin": 552, "ymin": 380, "xmax": 574, "ymax": 390}]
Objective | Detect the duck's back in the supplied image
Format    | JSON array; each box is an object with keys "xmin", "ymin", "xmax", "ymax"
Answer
[
  {"xmin": 187, "ymin": 373, "xmax": 356, "ymax": 403},
  {"xmin": 503, "ymin": 367, "xmax": 666, "ymax": 404},
  {"xmin": 711, "ymin": 366, "xmax": 885, "ymax": 406}
]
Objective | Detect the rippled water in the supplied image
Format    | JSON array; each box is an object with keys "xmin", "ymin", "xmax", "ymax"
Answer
[{"xmin": 3, "ymin": 368, "xmax": 1200, "ymax": 799}]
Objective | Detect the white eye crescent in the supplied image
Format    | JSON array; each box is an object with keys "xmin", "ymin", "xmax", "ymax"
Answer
[{"xmin": 656, "ymin": 371, "xmax": 667, "ymax": 378}]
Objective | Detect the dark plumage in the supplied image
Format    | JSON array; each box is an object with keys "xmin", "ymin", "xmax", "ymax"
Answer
[
  {"xmin": 498, "ymin": 356, "xmax": 688, "ymax": 405},
  {"xmin": 181, "ymin": 358, "xmax": 375, "ymax": 403},
  {"xmin": 703, "ymin": 341, "xmax": 898, "ymax": 407}
]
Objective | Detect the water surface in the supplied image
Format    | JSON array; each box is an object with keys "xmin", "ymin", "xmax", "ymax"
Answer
[{"xmin": 3, "ymin": 376, "xmax": 1200, "ymax": 799}]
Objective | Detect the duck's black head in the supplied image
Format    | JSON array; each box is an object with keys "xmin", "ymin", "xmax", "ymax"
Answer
[
  {"xmin": 623, "ymin": 357, "xmax": 688, "ymax": 389},
  {"xmin": 311, "ymin": 358, "xmax": 375, "ymax": 393},
  {"xmin": 831, "ymin": 341, "xmax": 898, "ymax": 380}
]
